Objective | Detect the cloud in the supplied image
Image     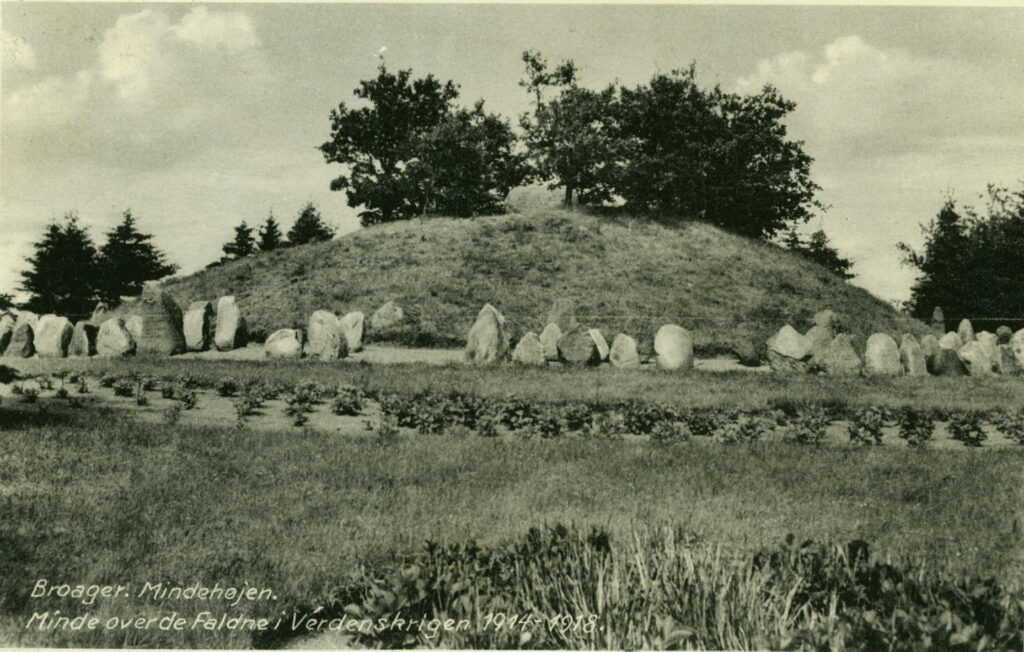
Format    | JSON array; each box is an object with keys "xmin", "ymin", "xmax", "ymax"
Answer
[{"xmin": 1, "ymin": 29, "xmax": 36, "ymax": 69}]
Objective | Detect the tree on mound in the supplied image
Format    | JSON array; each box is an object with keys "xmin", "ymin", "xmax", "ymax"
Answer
[
  {"xmin": 258, "ymin": 212, "xmax": 285, "ymax": 252},
  {"xmin": 221, "ymin": 221, "xmax": 256, "ymax": 261},
  {"xmin": 287, "ymin": 203, "xmax": 335, "ymax": 246},
  {"xmin": 781, "ymin": 228, "xmax": 855, "ymax": 280},
  {"xmin": 95, "ymin": 210, "xmax": 177, "ymax": 303},
  {"xmin": 320, "ymin": 65, "xmax": 524, "ymax": 225},
  {"xmin": 20, "ymin": 213, "xmax": 100, "ymax": 317}
]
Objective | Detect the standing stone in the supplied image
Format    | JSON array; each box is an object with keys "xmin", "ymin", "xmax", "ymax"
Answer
[
  {"xmin": 307, "ymin": 310, "xmax": 347, "ymax": 361},
  {"xmin": 183, "ymin": 300, "xmax": 214, "ymax": 352},
  {"xmin": 35, "ymin": 315, "xmax": 73, "ymax": 358},
  {"xmin": 732, "ymin": 339, "xmax": 761, "ymax": 367},
  {"xmin": 265, "ymin": 329, "xmax": 304, "ymax": 359},
  {"xmin": 2, "ymin": 322, "xmax": 35, "ymax": 358},
  {"xmin": 1012, "ymin": 329, "xmax": 1024, "ymax": 368},
  {"xmin": 997, "ymin": 345, "xmax": 1021, "ymax": 376},
  {"xmin": 546, "ymin": 298, "xmax": 579, "ymax": 333},
  {"xmin": 820, "ymin": 334, "xmax": 862, "ymax": 376},
  {"xmin": 557, "ymin": 326, "xmax": 601, "ymax": 366},
  {"xmin": 654, "ymin": 324, "xmax": 694, "ymax": 371},
  {"xmin": 957, "ymin": 319, "xmax": 975, "ymax": 344},
  {"xmin": 97, "ymin": 318, "xmax": 136, "ymax": 357},
  {"xmin": 931, "ymin": 306, "xmax": 945, "ymax": 333},
  {"xmin": 464, "ymin": 304, "xmax": 508, "ymax": 364},
  {"xmin": 0, "ymin": 313, "xmax": 14, "ymax": 355},
  {"xmin": 340, "ymin": 311, "xmax": 365, "ymax": 353},
  {"xmin": 214, "ymin": 296, "xmax": 247, "ymax": 351},
  {"xmin": 927, "ymin": 348, "xmax": 966, "ymax": 377},
  {"xmin": 996, "ymin": 325, "xmax": 1014, "ymax": 345},
  {"xmin": 864, "ymin": 333, "xmax": 903, "ymax": 376},
  {"xmin": 369, "ymin": 301, "xmax": 405, "ymax": 332},
  {"xmin": 959, "ymin": 341, "xmax": 994, "ymax": 376},
  {"xmin": 938, "ymin": 332, "xmax": 963, "ymax": 351},
  {"xmin": 587, "ymin": 329, "xmax": 610, "ymax": 361},
  {"xmin": 609, "ymin": 333, "xmax": 641, "ymax": 369},
  {"xmin": 767, "ymin": 324, "xmax": 812, "ymax": 374},
  {"xmin": 813, "ymin": 309, "xmax": 840, "ymax": 331},
  {"xmin": 899, "ymin": 334, "xmax": 927, "ymax": 376},
  {"xmin": 69, "ymin": 322, "xmax": 98, "ymax": 357},
  {"xmin": 14, "ymin": 310, "xmax": 39, "ymax": 329},
  {"xmin": 125, "ymin": 287, "xmax": 184, "ymax": 355},
  {"xmin": 920, "ymin": 334, "xmax": 939, "ymax": 362},
  {"xmin": 511, "ymin": 332, "xmax": 546, "ymax": 366},
  {"xmin": 976, "ymin": 332, "xmax": 1000, "ymax": 368},
  {"xmin": 539, "ymin": 323, "xmax": 562, "ymax": 361},
  {"xmin": 805, "ymin": 324, "xmax": 834, "ymax": 367}
]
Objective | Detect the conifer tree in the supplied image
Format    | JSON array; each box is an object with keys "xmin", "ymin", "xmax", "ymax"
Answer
[
  {"xmin": 96, "ymin": 210, "xmax": 177, "ymax": 303},
  {"xmin": 20, "ymin": 213, "xmax": 100, "ymax": 317},
  {"xmin": 258, "ymin": 212, "xmax": 285, "ymax": 252}
]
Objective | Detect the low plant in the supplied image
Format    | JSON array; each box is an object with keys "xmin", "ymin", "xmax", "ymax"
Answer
[
  {"xmin": 19, "ymin": 387, "xmax": 39, "ymax": 404},
  {"xmin": 36, "ymin": 375, "xmax": 54, "ymax": 390},
  {"xmin": 161, "ymin": 384, "xmax": 176, "ymax": 399},
  {"xmin": 897, "ymin": 408, "xmax": 934, "ymax": 448},
  {"xmin": 848, "ymin": 407, "xmax": 885, "ymax": 445},
  {"xmin": 177, "ymin": 389, "xmax": 198, "ymax": 410},
  {"xmin": 54, "ymin": 387, "xmax": 69, "ymax": 400},
  {"xmin": 284, "ymin": 391, "xmax": 315, "ymax": 426},
  {"xmin": 112, "ymin": 379, "xmax": 135, "ymax": 398},
  {"xmin": 649, "ymin": 418, "xmax": 691, "ymax": 443},
  {"xmin": 330, "ymin": 385, "xmax": 363, "ymax": 416},
  {"xmin": 75, "ymin": 376, "xmax": 89, "ymax": 394},
  {"xmin": 10, "ymin": 383, "xmax": 23, "ymax": 395},
  {"xmin": 996, "ymin": 409, "xmax": 1024, "ymax": 445},
  {"xmin": 373, "ymin": 415, "xmax": 400, "ymax": 446},
  {"xmin": 216, "ymin": 378, "xmax": 239, "ymax": 397},
  {"xmin": 584, "ymin": 410, "xmax": 627, "ymax": 439},
  {"xmin": 683, "ymin": 408, "xmax": 724, "ymax": 438},
  {"xmin": 163, "ymin": 403, "xmax": 182, "ymax": 425},
  {"xmin": 523, "ymin": 406, "xmax": 565, "ymax": 439},
  {"xmin": 99, "ymin": 373, "xmax": 118, "ymax": 388},
  {"xmin": 948, "ymin": 410, "xmax": 987, "ymax": 448}
]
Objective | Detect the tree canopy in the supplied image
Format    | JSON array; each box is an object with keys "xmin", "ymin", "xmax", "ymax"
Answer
[
  {"xmin": 20, "ymin": 213, "xmax": 100, "ymax": 318},
  {"xmin": 222, "ymin": 221, "xmax": 256, "ymax": 261},
  {"xmin": 287, "ymin": 203, "xmax": 335, "ymax": 246},
  {"xmin": 95, "ymin": 210, "xmax": 177, "ymax": 303},
  {"xmin": 258, "ymin": 212, "xmax": 285, "ymax": 252}
]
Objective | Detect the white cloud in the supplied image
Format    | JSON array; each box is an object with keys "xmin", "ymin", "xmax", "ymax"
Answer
[
  {"xmin": 173, "ymin": 7, "xmax": 260, "ymax": 52},
  {"xmin": 1, "ymin": 29, "xmax": 36, "ymax": 69}
]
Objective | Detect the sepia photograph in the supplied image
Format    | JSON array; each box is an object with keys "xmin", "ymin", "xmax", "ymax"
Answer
[{"xmin": 2, "ymin": 2, "xmax": 1024, "ymax": 649}]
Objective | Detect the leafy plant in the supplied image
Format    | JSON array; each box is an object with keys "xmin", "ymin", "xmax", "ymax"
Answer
[
  {"xmin": 897, "ymin": 408, "xmax": 934, "ymax": 448},
  {"xmin": 785, "ymin": 407, "xmax": 831, "ymax": 445},
  {"xmin": 177, "ymin": 389, "xmax": 198, "ymax": 410},
  {"xmin": 848, "ymin": 407, "xmax": 885, "ymax": 446},
  {"xmin": 19, "ymin": 387, "xmax": 39, "ymax": 404},
  {"xmin": 112, "ymin": 379, "xmax": 134, "ymax": 397},
  {"xmin": 948, "ymin": 410, "xmax": 987, "ymax": 448},
  {"xmin": 163, "ymin": 403, "xmax": 182, "ymax": 425},
  {"xmin": 996, "ymin": 409, "xmax": 1024, "ymax": 445},
  {"xmin": 331, "ymin": 385, "xmax": 364, "ymax": 416},
  {"xmin": 216, "ymin": 378, "xmax": 239, "ymax": 397}
]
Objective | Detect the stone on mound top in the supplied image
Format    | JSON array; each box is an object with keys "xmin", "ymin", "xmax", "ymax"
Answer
[
  {"xmin": 654, "ymin": 324, "xmax": 694, "ymax": 371},
  {"xmin": 370, "ymin": 301, "xmax": 405, "ymax": 332},
  {"xmin": 465, "ymin": 304, "xmax": 508, "ymax": 364},
  {"xmin": 587, "ymin": 329, "xmax": 610, "ymax": 361},
  {"xmin": 184, "ymin": 300, "xmax": 214, "ymax": 352},
  {"xmin": 546, "ymin": 298, "xmax": 579, "ymax": 333},
  {"xmin": 3, "ymin": 322, "xmax": 35, "ymax": 358},
  {"xmin": 767, "ymin": 324, "xmax": 811, "ymax": 374},
  {"xmin": 539, "ymin": 323, "xmax": 562, "ymax": 361},
  {"xmin": 129, "ymin": 287, "xmax": 185, "ymax": 355},
  {"xmin": 340, "ymin": 311, "xmax": 365, "ymax": 353},
  {"xmin": 820, "ymin": 334, "xmax": 862, "ymax": 376},
  {"xmin": 265, "ymin": 329, "xmax": 304, "ymax": 359},
  {"xmin": 1012, "ymin": 329, "xmax": 1024, "ymax": 367},
  {"xmin": 558, "ymin": 326, "xmax": 601, "ymax": 366},
  {"xmin": 97, "ymin": 318, "xmax": 136, "ymax": 358},
  {"xmin": 996, "ymin": 325, "xmax": 1013, "ymax": 345},
  {"xmin": 919, "ymin": 334, "xmax": 939, "ymax": 362},
  {"xmin": 931, "ymin": 306, "xmax": 945, "ymax": 333},
  {"xmin": 307, "ymin": 310, "xmax": 348, "ymax": 361},
  {"xmin": 35, "ymin": 315, "xmax": 73, "ymax": 358},
  {"xmin": 812, "ymin": 309, "xmax": 840, "ymax": 331},
  {"xmin": 511, "ymin": 332, "xmax": 546, "ymax": 366},
  {"xmin": 214, "ymin": 296, "xmax": 247, "ymax": 351},
  {"xmin": 975, "ymin": 332, "xmax": 999, "ymax": 367},
  {"xmin": 805, "ymin": 324, "xmax": 834, "ymax": 367},
  {"xmin": 14, "ymin": 310, "xmax": 38, "ymax": 329},
  {"xmin": 609, "ymin": 333, "xmax": 641, "ymax": 369},
  {"xmin": 938, "ymin": 332, "xmax": 963, "ymax": 351},
  {"xmin": 997, "ymin": 345, "xmax": 1021, "ymax": 376},
  {"xmin": 899, "ymin": 334, "xmax": 927, "ymax": 376},
  {"xmin": 69, "ymin": 321, "xmax": 98, "ymax": 357},
  {"xmin": 927, "ymin": 348, "xmax": 966, "ymax": 377},
  {"xmin": 863, "ymin": 333, "xmax": 903, "ymax": 376},
  {"xmin": 957, "ymin": 318, "xmax": 975, "ymax": 344},
  {"xmin": 958, "ymin": 341, "xmax": 994, "ymax": 376}
]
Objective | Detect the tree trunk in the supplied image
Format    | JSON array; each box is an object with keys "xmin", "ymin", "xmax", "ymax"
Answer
[{"xmin": 563, "ymin": 186, "xmax": 574, "ymax": 210}]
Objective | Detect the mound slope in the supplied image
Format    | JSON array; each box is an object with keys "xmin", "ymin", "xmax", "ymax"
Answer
[{"xmin": 162, "ymin": 211, "xmax": 927, "ymax": 355}]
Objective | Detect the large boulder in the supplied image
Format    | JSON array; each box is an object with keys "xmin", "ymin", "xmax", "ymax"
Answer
[
  {"xmin": 864, "ymin": 333, "xmax": 903, "ymax": 376},
  {"xmin": 183, "ymin": 300, "xmax": 214, "ymax": 352},
  {"xmin": 820, "ymin": 334, "xmax": 862, "ymax": 376},
  {"xmin": 546, "ymin": 298, "xmax": 579, "ymax": 333},
  {"xmin": 813, "ymin": 309, "xmax": 841, "ymax": 331},
  {"xmin": 920, "ymin": 334, "xmax": 939, "ymax": 361},
  {"xmin": 938, "ymin": 332, "xmax": 963, "ymax": 351},
  {"xmin": 767, "ymin": 324, "xmax": 811, "ymax": 374},
  {"xmin": 307, "ymin": 310, "xmax": 348, "ymax": 361},
  {"xmin": 899, "ymin": 334, "xmax": 927, "ymax": 376},
  {"xmin": 557, "ymin": 326, "xmax": 601, "ymax": 366},
  {"xmin": 976, "ymin": 331, "xmax": 1000, "ymax": 368},
  {"xmin": 340, "ymin": 311, "xmax": 365, "ymax": 353},
  {"xmin": 464, "ymin": 304, "xmax": 508, "ymax": 364},
  {"xmin": 958, "ymin": 341, "xmax": 994, "ymax": 376},
  {"xmin": 2, "ymin": 322, "xmax": 35, "ymax": 358},
  {"xmin": 931, "ymin": 306, "xmax": 945, "ymax": 333},
  {"xmin": 539, "ymin": 323, "xmax": 562, "ymax": 361},
  {"xmin": 69, "ymin": 322, "xmax": 98, "ymax": 357},
  {"xmin": 1012, "ymin": 329, "xmax": 1024, "ymax": 367},
  {"xmin": 731, "ymin": 339, "xmax": 761, "ymax": 367},
  {"xmin": 369, "ymin": 301, "xmax": 405, "ymax": 332},
  {"xmin": 265, "ymin": 329, "xmax": 304, "ymax": 359},
  {"xmin": 511, "ymin": 331, "xmax": 546, "ymax": 366},
  {"xmin": 996, "ymin": 325, "xmax": 1014, "ymax": 345},
  {"xmin": 609, "ymin": 333, "xmax": 641, "ymax": 369},
  {"xmin": 14, "ymin": 310, "xmax": 39, "ymax": 329},
  {"xmin": 125, "ymin": 315, "xmax": 143, "ymax": 343},
  {"xmin": 97, "ymin": 318, "xmax": 136, "ymax": 358},
  {"xmin": 998, "ymin": 345, "xmax": 1021, "ymax": 376},
  {"xmin": 957, "ymin": 319, "xmax": 975, "ymax": 344},
  {"xmin": 927, "ymin": 349, "xmax": 965, "ymax": 376},
  {"xmin": 128, "ymin": 287, "xmax": 185, "ymax": 355},
  {"xmin": 805, "ymin": 324, "xmax": 834, "ymax": 367},
  {"xmin": 214, "ymin": 296, "xmax": 247, "ymax": 351},
  {"xmin": 0, "ymin": 313, "xmax": 15, "ymax": 354},
  {"xmin": 654, "ymin": 324, "xmax": 694, "ymax": 371},
  {"xmin": 35, "ymin": 315, "xmax": 73, "ymax": 358},
  {"xmin": 588, "ymin": 329, "xmax": 610, "ymax": 361}
]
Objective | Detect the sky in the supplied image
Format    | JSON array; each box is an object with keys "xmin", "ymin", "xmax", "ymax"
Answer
[{"xmin": 2, "ymin": 3, "xmax": 1023, "ymax": 305}]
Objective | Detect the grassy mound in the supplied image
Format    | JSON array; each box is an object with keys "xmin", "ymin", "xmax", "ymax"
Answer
[{"xmin": 163, "ymin": 210, "xmax": 927, "ymax": 354}]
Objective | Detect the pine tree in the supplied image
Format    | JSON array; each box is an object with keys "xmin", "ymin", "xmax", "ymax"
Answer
[
  {"xmin": 20, "ymin": 213, "xmax": 100, "ymax": 317},
  {"xmin": 222, "ymin": 221, "xmax": 257, "ymax": 260},
  {"xmin": 287, "ymin": 203, "xmax": 335, "ymax": 246},
  {"xmin": 95, "ymin": 210, "xmax": 177, "ymax": 303},
  {"xmin": 258, "ymin": 212, "xmax": 285, "ymax": 252}
]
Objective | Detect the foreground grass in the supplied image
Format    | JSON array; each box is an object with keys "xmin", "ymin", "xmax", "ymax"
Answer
[
  {"xmin": 9, "ymin": 355, "xmax": 1024, "ymax": 413},
  {"xmin": 2, "ymin": 408, "xmax": 1022, "ymax": 648}
]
